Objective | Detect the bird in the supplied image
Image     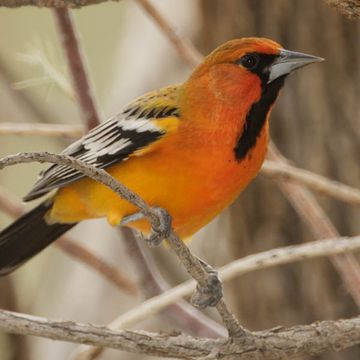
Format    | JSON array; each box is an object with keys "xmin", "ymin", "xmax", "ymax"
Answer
[{"xmin": 0, "ymin": 37, "xmax": 323, "ymax": 276}]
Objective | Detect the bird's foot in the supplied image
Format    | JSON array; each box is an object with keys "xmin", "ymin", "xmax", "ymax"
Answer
[
  {"xmin": 146, "ymin": 206, "xmax": 172, "ymax": 247},
  {"xmin": 191, "ymin": 258, "xmax": 223, "ymax": 308}
]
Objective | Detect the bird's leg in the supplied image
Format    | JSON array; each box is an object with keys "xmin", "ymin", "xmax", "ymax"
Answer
[
  {"xmin": 191, "ymin": 257, "xmax": 223, "ymax": 308},
  {"xmin": 147, "ymin": 206, "xmax": 172, "ymax": 247},
  {"xmin": 120, "ymin": 207, "xmax": 171, "ymax": 247},
  {"xmin": 122, "ymin": 208, "xmax": 223, "ymax": 307}
]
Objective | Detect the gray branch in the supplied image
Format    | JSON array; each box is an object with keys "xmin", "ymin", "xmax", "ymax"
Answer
[
  {"xmin": 0, "ymin": 309, "xmax": 360, "ymax": 359},
  {"xmin": 0, "ymin": 151, "xmax": 244, "ymax": 337},
  {"xmin": 2, "ymin": 151, "xmax": 360, "ymax": 358}
]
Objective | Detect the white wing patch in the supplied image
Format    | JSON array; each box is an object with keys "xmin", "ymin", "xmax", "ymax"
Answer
[
  {"xmin": 23, "ymin": 115, "xmax": 166, "ymax": 201},
  {"xmin": 23, "ymin": 89, "xmax": 181, "ymax": 202}
]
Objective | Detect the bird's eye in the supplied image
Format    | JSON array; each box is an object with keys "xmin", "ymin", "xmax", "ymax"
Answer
[{"xmin": 239, "ymin": 54, "xmax": 259, "ymax": 70}]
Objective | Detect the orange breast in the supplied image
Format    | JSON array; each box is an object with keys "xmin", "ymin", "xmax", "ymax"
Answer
[
  {"xmin": 49, "ymin": 117, "xmax": 269, "ymax": 238},
  {"xmin": 49, "ymin": 68, "xmax": 268, "ymax": 238}
]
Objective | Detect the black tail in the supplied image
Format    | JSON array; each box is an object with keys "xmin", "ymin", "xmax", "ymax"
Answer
[{"xmin": 0, "ymin": 201, "xmax": 75, "ymax": 275}]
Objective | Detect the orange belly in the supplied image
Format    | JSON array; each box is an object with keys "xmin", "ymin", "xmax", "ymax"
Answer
[{"xmin": 49, "ymin": 123, "xmax": 268, "ymax": 238}]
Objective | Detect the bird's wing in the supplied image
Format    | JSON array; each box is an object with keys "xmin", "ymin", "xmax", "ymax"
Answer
[{"xmin": 23, "ymin": 85, "xmax": 181, "ymax": 201}]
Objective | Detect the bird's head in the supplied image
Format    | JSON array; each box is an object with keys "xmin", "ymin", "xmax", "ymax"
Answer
[
  {"xmin": 203, "ymin": 37, "xmax": 322, "ymax": 84},
  {"xmin": 186, "ymin": 37, "xmax": 323, "ymax": 105}
]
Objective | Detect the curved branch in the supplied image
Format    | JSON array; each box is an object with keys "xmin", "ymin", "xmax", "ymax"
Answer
[
  {"xmin": 268, "ymin": 143, "xmax": 360, "ymax": 307},
  {"xmin": 262, "ymin": 160, "xmax": 360, "ymax": 206},
  {"xmin": 0, "ymin": 151, "xmax": 244, "ymax": 337}
]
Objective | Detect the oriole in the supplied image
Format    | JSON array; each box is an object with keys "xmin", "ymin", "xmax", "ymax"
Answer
[{"xmin": 0, "ymin": 38, "xmax": 322, "ymax": 275}]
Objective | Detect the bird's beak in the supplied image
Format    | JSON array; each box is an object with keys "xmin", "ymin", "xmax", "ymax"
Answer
[{"xmin": 268, "ymin": 49, "xmax": 324, "ymax": 83}]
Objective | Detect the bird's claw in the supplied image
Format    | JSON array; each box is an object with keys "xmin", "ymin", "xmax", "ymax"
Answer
[
  {"xmin": 145, "ymin": 206, "xmax": 172, "ymax": 247},
  {"xmin": 191, "ymin": 262, "xmax": 223, "ymax": 308}
]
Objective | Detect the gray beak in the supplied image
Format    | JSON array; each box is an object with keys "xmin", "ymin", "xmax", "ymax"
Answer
[{"xmin": 268, "ymin": 49, "xmax": 324, "ymax": 83}]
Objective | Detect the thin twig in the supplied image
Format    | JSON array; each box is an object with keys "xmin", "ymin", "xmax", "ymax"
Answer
[
  {"xmin": 1, "ymin": 308, "xmax": 360, "ymax": 359},
  {"xmin": 0, "ymin": 122, "xmax": 84, "ymax": 138},
  {"xmin": 268, "ymin": 142, "xmax": 360, "ymax": 306},
  {"xmin": 53, "ymin": 8, "xmax": 100, "ymax": 130},
  {"xmin": 0, "ymin": 187, "xmax": 138, "ymax": 295},
  {"xmin": 262, "ymin": 160, "xmax": 360, "ymax": 206},
  {"xmin": 0, "ymin": 151, "xmax": 245, "ymax": 337},
  {"xmin": 136, "ymin": 0, "xmax": 202, "ymax": 67},
  {"xmin": 0, "ymin": 57, "xmax": 52, "ymax": 124}
]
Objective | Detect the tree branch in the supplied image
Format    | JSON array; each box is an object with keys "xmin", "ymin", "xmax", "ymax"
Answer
[
  {"xmin": 1, "ymin": 308, "xmax": 360, "ymax": 359},
  {"xmin": 262, "ymin": 160, "xmax": 360, "ymax": 206},
  {"xmin": 268, "ymin": 143, "xmax": 360, "ymax": 307},
  {"xmin": 135, "ymin": 0, "xmax": 202, "ymax": 67},
  {"xmin": 0, "ymin": 151, "xmax": 245, "ymax": 338}
]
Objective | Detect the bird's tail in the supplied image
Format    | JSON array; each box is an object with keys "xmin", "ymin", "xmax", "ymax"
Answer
[{"xmin": 0, "ymin": 200, "xmax": 75, "ymax": 275}]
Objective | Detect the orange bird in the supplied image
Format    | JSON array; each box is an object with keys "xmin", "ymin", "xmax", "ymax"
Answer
[{"xmin": 0, "ymin": 38, "xmax": 322, "ymax": 275}]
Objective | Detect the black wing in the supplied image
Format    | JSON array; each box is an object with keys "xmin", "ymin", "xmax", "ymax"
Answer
[{"xmin": 23, "ymin": 88, "xmax": 180, "ymax": 202}]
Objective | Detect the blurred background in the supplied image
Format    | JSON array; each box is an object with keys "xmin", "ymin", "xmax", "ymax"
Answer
[{"xmin": 0, "ymin": 0, "xmax": 360, "ymax": 359}]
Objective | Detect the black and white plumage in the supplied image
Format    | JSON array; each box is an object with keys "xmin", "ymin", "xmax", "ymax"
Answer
[{"xmin": 24, "ymin": 87, "xmax": 181, "ymax": 201}]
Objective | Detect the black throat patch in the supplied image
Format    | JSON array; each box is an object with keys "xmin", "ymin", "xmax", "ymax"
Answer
[{"xmin": 234, "ymin": 54, "xmax": 285, "ymax": 161}]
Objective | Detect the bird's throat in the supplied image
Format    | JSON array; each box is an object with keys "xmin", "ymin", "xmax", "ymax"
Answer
[{"xmin": 234, "ymin": 75, "xmax": 286, "ymax": 160}]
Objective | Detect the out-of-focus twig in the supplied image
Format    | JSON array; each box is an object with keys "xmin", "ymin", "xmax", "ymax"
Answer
[
  {"xmin": 136, "ymin": 0, "xmax": 203, "ymax": 67},
  {"xmin": 0, "ymin": 57, "xmax": 52, "ymax": 124},
  {"xmin": 0, "ymin": 187, "xmax": 138, "ymax": 295},
  {"xmin": 268, "ymin": 142, "xmax": 360, "ymax": 306},
  {"xmin": 53, "ymin": 8, "xmax": 100, "ymax": 130},
  {"xmin": 0, "ymin": 122, "xmax": 84, "ymax": 138},
  {"xmin": 327, "ymin": 0, "xmax": 360, "ymax": 18},
  {"xmin": 262, "ymin": 160, "xmax": 360, "ymax": 206},
  {"xmin": 0, "ymin": 277, "xmax": 30, "ymax": 360}
]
